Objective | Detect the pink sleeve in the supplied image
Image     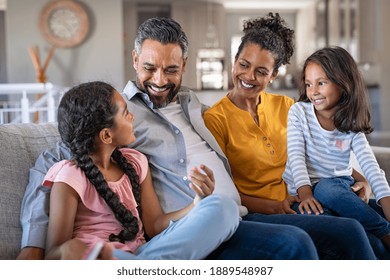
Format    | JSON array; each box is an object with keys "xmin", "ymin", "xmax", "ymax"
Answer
[
  {"xmin": 119, "ymin": 148, "xmax": 149, "ymax": 183},
  {"xmin": 43, "ymin": 160, "xmax": 113, "ymax": 215},
  {"xmin": 42, "ymin": 160, "xmax": 87, "ymax": 190}
]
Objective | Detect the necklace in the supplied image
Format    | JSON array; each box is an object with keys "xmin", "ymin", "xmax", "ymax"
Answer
[
  {"xmin": 252, "ymin": 115, "xmax": 259, "ymax": 126},
  {"xmin": 228, "ymin": 91, "xmax": 259, "ymax": 125}
]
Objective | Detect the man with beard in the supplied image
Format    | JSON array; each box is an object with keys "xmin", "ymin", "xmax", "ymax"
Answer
[{"xmin": 17, "ymin": 17, "xmax": 375, "ymax": 260}]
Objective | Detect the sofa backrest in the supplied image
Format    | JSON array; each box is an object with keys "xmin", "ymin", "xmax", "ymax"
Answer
[{"xmin": 0, "ymin": 122, "xmax": 60, "ymax": 259}]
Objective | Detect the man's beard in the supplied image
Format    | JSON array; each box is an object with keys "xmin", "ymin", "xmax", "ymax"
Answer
[{"xmin": 136, "ymin": 78, "xmax": 181, "ymax": 108}]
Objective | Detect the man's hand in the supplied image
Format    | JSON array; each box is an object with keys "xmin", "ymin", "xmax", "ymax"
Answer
[{"xmin": 16, "ymin": 247, "xmax": 44, "ymax": 260}]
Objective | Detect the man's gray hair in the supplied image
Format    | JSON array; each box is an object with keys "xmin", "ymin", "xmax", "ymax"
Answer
[{"xmin": 134, "ymin": 17, "xmax": 189, "ymax": 58}]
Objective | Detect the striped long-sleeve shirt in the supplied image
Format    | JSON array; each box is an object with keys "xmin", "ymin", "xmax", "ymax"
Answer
[{"xmin": 283, "ymin": 101, "xmax": 390, "ymax": 203}]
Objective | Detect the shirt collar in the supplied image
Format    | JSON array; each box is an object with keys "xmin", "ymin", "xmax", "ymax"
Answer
[{"xmin": 122, "ymin": 81, "xmax": 154, "ymax": 109}]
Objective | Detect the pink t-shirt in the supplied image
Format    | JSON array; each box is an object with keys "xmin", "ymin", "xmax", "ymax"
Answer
[{"xmin": 43, "ymin": 148, "xmax": 147, "ymax": 253}]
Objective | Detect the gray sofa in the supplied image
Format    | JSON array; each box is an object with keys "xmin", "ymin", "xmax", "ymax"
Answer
[{"xmin": 0, "ymin": 122, "xmax": 390, "ymax": 259}]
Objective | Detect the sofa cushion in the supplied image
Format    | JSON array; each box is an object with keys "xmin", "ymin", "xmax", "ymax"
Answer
[{"xmin": 0, "ymin": 122, "xmax": 59, "ymax": 259}]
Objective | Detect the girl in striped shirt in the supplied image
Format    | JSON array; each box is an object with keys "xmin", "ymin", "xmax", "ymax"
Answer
[{"xmin": 283, "ymin": 46, "xmax": 390, "ymax": 251}]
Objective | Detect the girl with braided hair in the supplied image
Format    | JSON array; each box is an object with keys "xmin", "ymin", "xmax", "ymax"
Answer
[{"xmin": 43, "ymin": 81, "xmax": 238, "ymax": 259}]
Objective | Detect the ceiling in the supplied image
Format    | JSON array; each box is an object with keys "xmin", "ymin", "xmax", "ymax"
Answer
[
  {"xmin": 209, "ymin": 0, "xmax": 317, "ymax": 10},
  {"xmin": 124, "ymin": 0, "xmax": 318, "ymax": 11},
  {"xmin": 0, "ymin": 0, "xmax": 318, "ymax": 11}
]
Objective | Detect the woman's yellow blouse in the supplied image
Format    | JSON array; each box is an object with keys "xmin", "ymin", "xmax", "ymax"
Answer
[{"xmin": 204, "ymin": 91, "xmax": 294, "ymax": 201}]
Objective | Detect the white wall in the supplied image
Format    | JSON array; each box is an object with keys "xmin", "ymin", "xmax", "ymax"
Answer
[
  {"xmin": 377, "ymin": 0, "xmax": 390, "ymax": 131},
  {"xmin": 5, "ymin": 0, "xmax": 125, "ymax": 90},
  {"xmin": 3, "ymin": 0, "xmax": 390, "ymax": 132},
  {"xmin": 172, "ymin": 2, "xmax": 226, "ymax": 89}
]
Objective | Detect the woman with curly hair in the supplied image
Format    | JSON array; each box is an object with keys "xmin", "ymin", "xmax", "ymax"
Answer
[
  {"xmin": 43, "ymin": 81, "xmax": 238, "ymax": 259},
  {"xmin": 204, "ymin": 13, "xmax": 377, "ymax": 259}
]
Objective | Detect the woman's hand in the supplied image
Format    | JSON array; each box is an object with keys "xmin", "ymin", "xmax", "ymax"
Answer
[
  {"xmin": 189, "ymin": 164, "xmax": 215, "ymax": 204},
  {"xmin": 351, "ymin": 181, "xmax": 371, "ymax": 204},
  {"xmin": 351, "ymin": 169, "xmax": 371, "ymax": 204},
  {"xmin": 280, "ymin": 196, "xmax": 300, "ymax": 214}
]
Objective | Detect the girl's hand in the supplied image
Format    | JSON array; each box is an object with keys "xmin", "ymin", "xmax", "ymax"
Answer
[
  {"xmin": 60, "ymin": 238, "xmax": 88, "ymax": 260},
  {"xmin": 99, "ymin": 243, "xmax": 115, "ymax": 260},
  {"xmin": 298, "ymin": 197, "xmax": 324, "ymax": 215},
  {"xmin": 189, "ymin": 164, "xmax": 215, "ymax": 204},
  {"xmin": 297, "ymin": 185, "xmax": 323, "ymax": 215}
]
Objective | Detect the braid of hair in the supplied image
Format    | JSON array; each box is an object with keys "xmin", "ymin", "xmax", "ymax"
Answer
[
  {"xmin": 58, "ymin": 81, "xmax": 141, "ymax": 243},
  {"xmin": 112, "ymin": 149, "xmax": 142, "ymax": 216},
  {"xmin": 72, "ymin": 141, "xmax": 140, "ymax": 243}
]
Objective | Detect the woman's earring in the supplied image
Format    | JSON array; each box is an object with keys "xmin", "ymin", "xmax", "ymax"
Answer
[{"xmin": 270, "ymin": 80, "xmax": 273, "ymax": 84}]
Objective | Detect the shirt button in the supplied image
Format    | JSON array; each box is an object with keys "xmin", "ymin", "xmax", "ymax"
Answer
[
  {"xmin": 179, "ymin": 159, "xmax": 185, "ymax": 163},
  {"xmin": 270, "ymin": 150, "xmax": 275, "ymax": 155},
  {"xmin": 266, "ymin": 143, "xmax": 271, "ymax": 147},
  {"xmin": 175, "ymin": 130, "xmax": 180, "ymax": 134},
  {"xmin": 263, "ymin": 137, "xmax": 267, "ymax": 141},
  {"xmin": 183, "ymin": 176, "xmax": 188, "ymax": 181}
]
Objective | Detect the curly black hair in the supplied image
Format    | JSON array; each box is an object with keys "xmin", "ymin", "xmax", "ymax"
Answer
[
  {"xmin": 57, "ymin": 81, "xmax": 142, "ymax": 243},
  {"xmin": 235, "ymin": 12, "xmax": 295, "ymax": 73}
]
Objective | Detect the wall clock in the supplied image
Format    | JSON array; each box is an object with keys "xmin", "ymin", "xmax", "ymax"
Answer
[{"xmin": 39, "ymin": 0, "xmax": 90, "ymax": 48}]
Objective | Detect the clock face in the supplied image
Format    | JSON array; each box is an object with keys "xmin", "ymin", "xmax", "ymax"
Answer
[
  {"xmin": 48, "ymin": 8, "xmax": 81, "ymax": 40},
  {"xmin": 40, "ymin": 0, "xmax": 90, "ymax": 48}
]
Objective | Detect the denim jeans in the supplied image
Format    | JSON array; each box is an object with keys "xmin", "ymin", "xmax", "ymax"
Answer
[
  {"xmin": 242, "ymin": 212, "xmax": 376, "ymax": 260},
  {"xmin": 366, "ymin": 199, "xmax": 390, "ymax": 259},
  {"xmin": 206, "ymin": 218, "xmax": 318, "ymax": 260},
  {"xmin": 114, "ymin": 217, "xmax": 319, "ymax": 260},
  {"xmin": 313, "ymin": 176, "xmax": 390, "ymax": 239},
  {"xmin": 113, "ymin": 194, "xmax": 239, "ymax": 260}
]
